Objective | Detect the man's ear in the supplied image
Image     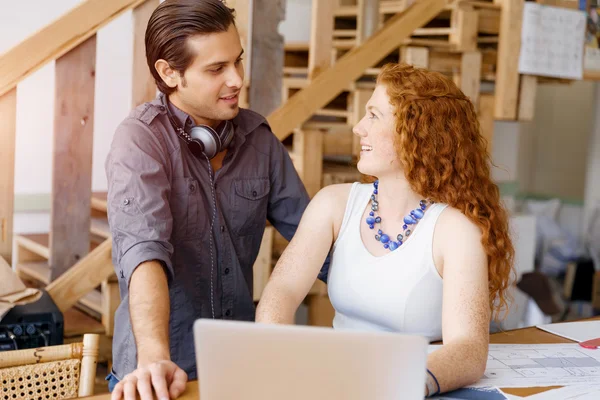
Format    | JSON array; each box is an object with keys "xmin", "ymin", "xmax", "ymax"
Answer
[{"xmin": 155, "ymin": 59, "xmax": 180, "ymax": 89}]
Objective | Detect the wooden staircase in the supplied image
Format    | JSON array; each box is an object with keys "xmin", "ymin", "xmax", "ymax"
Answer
[{"xmin": 14, "ymin": 193, "xmax": 118, "ymax": 339}]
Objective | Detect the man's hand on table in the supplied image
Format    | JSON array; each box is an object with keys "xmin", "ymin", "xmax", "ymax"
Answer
[{"xmin": 111, "ymin": 360, "xmax": 188, "ymax": 400}]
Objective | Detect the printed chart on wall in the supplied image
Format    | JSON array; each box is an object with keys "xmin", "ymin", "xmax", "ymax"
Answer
[
  {"xmin": 429, "ymin": 344, "xmax": 600, "ymax": 388},
  {"xmin": 581, "ymin": 0, "xmax": 600, "ymax": 77}
]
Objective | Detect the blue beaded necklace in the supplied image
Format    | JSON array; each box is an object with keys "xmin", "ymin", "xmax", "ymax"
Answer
[{"xmin": 365, "ymin": 180, "xmax": 432, "ymax": 251}]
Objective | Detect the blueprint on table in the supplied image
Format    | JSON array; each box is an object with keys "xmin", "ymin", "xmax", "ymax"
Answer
[{"xmin": 428, "ymin": 344, "xmax": 600, "ymax": 388}]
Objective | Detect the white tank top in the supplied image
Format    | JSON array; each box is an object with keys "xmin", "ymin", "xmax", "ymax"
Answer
[{"xmin": 328, "ymin": 182, "xmax": 447, "ymax": 341}]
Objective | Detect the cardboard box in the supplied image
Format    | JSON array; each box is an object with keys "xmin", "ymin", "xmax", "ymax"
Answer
[{"xmin": 0, "ymin": 256, "xmax": 41, "ymax": 320}]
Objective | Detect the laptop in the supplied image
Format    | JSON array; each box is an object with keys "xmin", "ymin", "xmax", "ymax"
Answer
[{"xmin": 193, "ymin": 319, "xmax": 428, "ymax": 400}]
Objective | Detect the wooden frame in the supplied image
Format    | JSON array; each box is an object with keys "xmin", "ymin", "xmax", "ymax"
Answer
[
  {"xmin": 268, "ymin": 0, "xmax": 449, "ymax": 140},
  {"xmin": 0, "ymin": 89, "xmax": 17, "ymax": 264},
  {"xmin": 49, "ymin": 35, "xmax": 97, "ymax": 280},
  {"xmin": 0, "ymin": 0, "xmax": 147, "ymax": 98}
]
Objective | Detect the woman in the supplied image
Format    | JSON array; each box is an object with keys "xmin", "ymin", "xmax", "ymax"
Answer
[{"xmin": 256, "ymin": 63, "xmax": 514, "ymax": 396}]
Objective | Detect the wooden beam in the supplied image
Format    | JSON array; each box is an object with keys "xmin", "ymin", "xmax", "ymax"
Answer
[
  {"xmin": 400, "ymin": 46, "xmax": 430, "ymax": 69},
  {"xmin": 293, "ymin": 129, "xmax": 323, "ymax": 197},
  {"xmin": 131, "ymin": 0, "xmax": 158, "ymax": 108},
  {"xmin": 518, "ymin": 75, "xmax": 537, "ymax": 121},
  {"xmin": 307, "ymin": 295, "xmax": 335, "ymax": 327},
  {"xmin": 323, "ymin": 127, "xmax": 354, "ymax": 157},
  {"xmin": 478, "ymin": 8, "xmax": 500, "ymax": 34},
  {"xmin": 478, "ymin": 93, "xmax": 495, "ymax": 152},
  {"xmin": 268, "ymin": 0, "xmax": 449, "ymax": 141},
  {"xmin": 228, "ymin": 0, "xmax": 252, "ymax": 108},
  {"xmin": 308, "ymin": 0, "xmax": 335, "ymax": 79},
  {"xmin": 101, "ymin": 280, "xmax": 120, "ymax": 337},
  {"xmin": 450, "ymin": 4, "xmax": 479, "ymax": 52},
  {"xmin": 0, "ymin": 89, "xmax": 16, "ymax": 265},
  {"xmin": 494, "ymin": 0, "xmax": 524, "ymax": 119},
  {"xmin": 249, "ymin": 0, "xmax": 286, "ymax": 115},
  {"xmin": 253, "ymin": 226, "xmax": 274, "ymax": 302},
  {"xmin": 0, "ymin": 0, "xmax": 147, "ymax": 98},
  {"xmin": 47, "ymin": 239, "xmax": 114, "ymax": 312},
  {"xmin": 458, "ymin": 51, "xmax": 482, "ymax": 109},
  {"xmin": 50, "ymin": 36, "xmax": 97, "ymax": 280},
  {"xmin": 352, "ymin": 89, "xmax": 372, "ymax": 158}
]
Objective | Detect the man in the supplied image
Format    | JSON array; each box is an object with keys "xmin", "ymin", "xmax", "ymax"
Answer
[{"xmin": 105, "ymin": 1, "xmax": 324, "ymax": 399}]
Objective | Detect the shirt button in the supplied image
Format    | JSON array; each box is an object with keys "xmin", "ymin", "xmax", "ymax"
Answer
[
  {"xmin": 123, "ymin": 198, "xmax": 130, "ymax": 206},
  {"xmin": 225, "ymin": 309, "xmax": 231, "ymax": 317},
  {"xmin": 220, "ymin": 226, "xmax": 225, "ymax": 232},
  {"xmin": 252, "ymin": 190, "xmax": 258, "ymax": 197},
  {"xmin": 224, "ymin": 268, "xmax": 230, "ymax": 275},
  {"xmin": 189, "ymin": 184, "xmax": 195, "ymax": 192},
  {"xmin": 159, "ymin": 106, "xmax": 165, "ymax": 112}
]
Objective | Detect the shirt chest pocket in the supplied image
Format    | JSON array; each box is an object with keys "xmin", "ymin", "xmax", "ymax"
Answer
[
  {"xmin": 232, "ymin": 178, "xmax": 270, "ymax": 236},
  {"xmin": 170, "ymin": 177, "xmax": 201, "ymax": 240}
]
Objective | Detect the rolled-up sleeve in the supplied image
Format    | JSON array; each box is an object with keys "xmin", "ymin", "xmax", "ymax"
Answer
[
  {"xmin": 105, "ymin": 118, "xmax": 174, "ymax": 286},
  {"xmin": 265, "ymin": 130, "xmax": 331, "ymax": 282}
]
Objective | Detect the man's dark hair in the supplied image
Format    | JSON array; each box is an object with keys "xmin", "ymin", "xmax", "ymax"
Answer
[{"xmin": 145, "ymin": 0, "xmax": 236, "ymax": 95}]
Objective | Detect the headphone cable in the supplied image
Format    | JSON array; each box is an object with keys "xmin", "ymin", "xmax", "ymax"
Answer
[{"xmin": 204, "ymin": 154, "xmax": 218, "ymax": 320}]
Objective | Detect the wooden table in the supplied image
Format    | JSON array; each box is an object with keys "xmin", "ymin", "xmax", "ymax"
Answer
[{"xmin": 87, "ymin": 320, "xmax": 598, "ymax": 399}]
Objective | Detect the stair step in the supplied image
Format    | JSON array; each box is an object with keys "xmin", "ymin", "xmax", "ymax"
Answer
[
  {"xmin": 17, "ymin": 260, "xmax": 109, "ymax": 322},
  {"xmin": 16, "ymin": 261, "xmax": 51, "ymax": 284},
  {"xmin": 91, "ymin": 191, "xmax": 107, "ymax": 213},
  {"xmin": 78, "ymin": 289, "xmax": 104, "ymax": 316},
  {"xmin": 90, "ymin": 217, "xmax": 111, "ymax": 239},
  {"xmin": 15, "ymin": 234, "xmax": 50, "ymax": 260},
  {"xmin": 63, "ymin": 307, "xmax": 105, "ymax": 338},
  {"xmin": 15, "ymin": 232, "xmax": 104, "ymax": 261}
]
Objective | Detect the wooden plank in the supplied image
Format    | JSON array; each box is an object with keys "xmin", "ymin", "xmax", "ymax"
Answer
[
  {"xmin": 400, "ymin": 46, "xmax": 430, "ymax": 68},
  {"xmin": 267, "ymin": 0, "xmax": 449, "ymax": 141},
  {"xmin": 478, "ymin": 8, "xmax": 500, "ymax": 34},
  {"xmin": 351, "ymin": 89, "xmax": 373, "ymax": 158},
  {"xmin": 308, "ymin": 0, "xmax": 335, "ymax": 80},
  {"xmin": 449, "ymin": 4, "xmax": 479, "ymax": 52},
  {"xmin": 91, "ymin": 192, "xmax": 108, "ymax": 213},
  {"xmin": 518, "ymin": 74, "xmax": 537, "ymax": 121},
  {"xmin": 47, "ymin": 239, "xmax": 114, "ymax": 312},
  {"xmin": 0, "ymin": 0, "xmax": 147, "ymax": 98},
  {"xmin": 249, "ymin": 0, "xmax": 286, "ymax": 115},
  {"xmin": 293, "ymin": 129, "xmax": 324, "ymax": 198},
  {"xmin": 101, "ymin": 281, "xmax": 120, "ymax": 337},
  {"xmin": 16, "ymin": 261, "xmax": 52, "ymax": 285},
  {"xmin": 307, "ymin": 295, "xmax": 335, "ymax": 327},
  {"xmin": 50, "ymin": 36, "xmax": 97, "ymax": 280},
  {"xmin": 0, "ymin": 89, "xmax": 16, "ymax": 264},
  {"xmin": 252, "ymin": 226, "xmax": 274, "ymax": 301},
  {"xmin": 63, "ymin": 308, "xmax": 105, "ymax": 337},
  {"xmin": 458, "ymin": 51, "xmax": 482, "ymax": 109},
  {"xmin": 478, "ymin": 93, "xmax": 495, "ymax": 152},
  {"xmin": 131, "ymin": 0, "xmax": 158, "ymax": 108},
  {"xmin": 323, "ymin": 127, "xmax": 355, "ymax": 157},
  {"xmin": 15, "ymin": 234, "xmax": 50, "ymax": 260},
  {"xmin": 228, "ymin": 0, "xmax": 252, "ymax": 108},
  {"xmin": 357, "ymin": 0, "xmax": 380, "ymax": 45},
  {"xmin": 413, "ymin": 27, "xmax": 453, "ymax": 36},
  {"xmin": 494, "ymin": 0, "xmax": 524, "ymax": 119}
]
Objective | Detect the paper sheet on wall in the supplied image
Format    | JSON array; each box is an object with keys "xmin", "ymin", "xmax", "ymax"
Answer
[
  {"xmin": 518, "ymin": 3, "xmax": 587, "ymax": 79},
  {"xmin": 429, "ymin": 344, "xmax": 600, "ymax": 388}
]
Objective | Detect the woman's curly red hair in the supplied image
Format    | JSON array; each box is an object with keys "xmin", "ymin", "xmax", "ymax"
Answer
[{"xmin": 376, "ymin": 63, "xmax": 515, "ymax": 319}]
